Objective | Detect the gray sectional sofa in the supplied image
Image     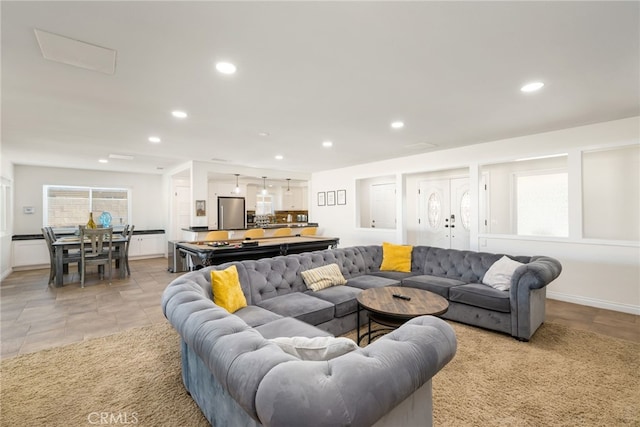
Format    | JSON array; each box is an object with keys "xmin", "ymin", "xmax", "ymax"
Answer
[{"xmin": 162, "ymin": 244, "xmax": 561, "ymax": 426}]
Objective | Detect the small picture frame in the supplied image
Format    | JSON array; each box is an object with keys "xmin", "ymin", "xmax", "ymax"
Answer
[
  {"xmin": 195, "ymin": 200, "xmax": 206, "ymax": 216},
  {"xmin": 337, "ymin": 190, "xmax": 346, "ymax": 205},
  {"xmin": 327, "ymin": 191, "xmax": 336, "ymax": 206},
  {"xmin": 317, "ymin": 192, "xmax": 326, "ymax": 206}
]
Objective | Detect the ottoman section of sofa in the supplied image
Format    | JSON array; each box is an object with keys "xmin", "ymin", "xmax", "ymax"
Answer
[
  {"xmin": 449, "ymin": 283, "xmax": 511, "ymax": 313},
  {"xmin": 305, "ymin": 285, "xmax": 362, "ymax": 318},
  {"xmin": 257, "ymin": 293, "xmax": 335, "ymax": 326},
  {"xmin": 402, "ymin": 275, "xmax": 466, "ymax": 298},
  {"xmin": 255, "ymin": 317, "xmax": 333, "ymax": 339}
]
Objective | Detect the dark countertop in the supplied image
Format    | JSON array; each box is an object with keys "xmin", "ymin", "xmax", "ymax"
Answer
[
  {"xmin": 12, "ymin": 229, "xmax": 165, "ymax": 241},
  {"xmin": 182, "ymin": 223, "xmax": 318, "ymax": 232}
]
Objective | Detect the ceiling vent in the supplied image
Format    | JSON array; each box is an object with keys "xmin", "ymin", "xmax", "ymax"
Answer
[
  {"xmin": 34, "ymin": 29, "xmax": 117, "ymax": 75},
  {"xmin": 109, "ymin": 154, "xmax": 134, "ymax": 160}
]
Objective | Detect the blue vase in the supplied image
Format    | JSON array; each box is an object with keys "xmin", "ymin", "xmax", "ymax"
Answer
[{"xmin": 99, "ymin": 211, "xmax": 112, "ymax": 228}]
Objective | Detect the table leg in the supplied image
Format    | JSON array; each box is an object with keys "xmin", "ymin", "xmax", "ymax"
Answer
[
  {"xmin": 55, "ymin": 246, "xmax": 64, "ymax": 287},
  {"xmin": 356, "ymin": 302, "xmax": 361, "ymax": 344},
  {"xmin": 117, "ymin": 244, "xmax": 125, "ymax": 279}
]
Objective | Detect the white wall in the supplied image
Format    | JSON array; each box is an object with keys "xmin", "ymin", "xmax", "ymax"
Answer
[
  {"xmin": 13, "ymin": 165, "xmax": 165, "ymax": 234},
  {"xmin": 311, "ymin": 117, "xmax": 640, "ymax": 314},
  {"xmin": 0, "ymin": 159, "xmax": 15, "ymax": 279}
]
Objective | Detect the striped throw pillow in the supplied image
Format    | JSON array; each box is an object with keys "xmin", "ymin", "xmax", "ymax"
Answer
[{"xmin": 301, "ymin": 264, "xmax": 347, "ymax": 292}]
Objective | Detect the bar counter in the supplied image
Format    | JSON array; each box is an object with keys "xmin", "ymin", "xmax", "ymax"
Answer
[{"xmin": 177, "ymin": 235, "xmax": 338, "ymax": 268}]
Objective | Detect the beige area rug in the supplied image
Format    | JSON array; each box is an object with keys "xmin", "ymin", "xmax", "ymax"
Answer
[{"xmin": 2, "ymin": 321, "xmax": 639, "ymax": 427}]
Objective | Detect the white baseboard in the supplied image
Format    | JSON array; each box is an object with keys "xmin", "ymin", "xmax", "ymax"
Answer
[
  {"xmin": 1, "ymin": 267, "xmax": 13, "ymax": 281},
  {"xmin": 547, "ymin": 291, "xmax": 640, "ymax": 315}
]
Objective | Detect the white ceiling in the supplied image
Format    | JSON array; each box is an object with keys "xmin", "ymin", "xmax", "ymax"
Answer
[{"xmin": 2, "ymin": 1, "xmax": 638, "ymax": 179}]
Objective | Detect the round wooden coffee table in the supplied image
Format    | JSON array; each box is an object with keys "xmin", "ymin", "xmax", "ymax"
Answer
[{"xmin": 356, "ymin": 286, "xmax": 449, "ymax": 344}]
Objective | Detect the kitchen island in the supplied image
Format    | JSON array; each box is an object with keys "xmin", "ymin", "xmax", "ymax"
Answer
[{"xmin": 176, "ymin": 235, "xmax": 338, "ymax": 269}]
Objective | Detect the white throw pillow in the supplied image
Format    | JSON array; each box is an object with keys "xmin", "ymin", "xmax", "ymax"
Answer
[
  {"xmin": 300, "ymin": 263, "xmax": 347, "ymax": 292},
  {"xmin": 270, "ymin": 336, "xmax": 358, "ymax": 361},
  {"xmin": 482, "ymin": 256, "xmax": 524, "ymax": 291}
]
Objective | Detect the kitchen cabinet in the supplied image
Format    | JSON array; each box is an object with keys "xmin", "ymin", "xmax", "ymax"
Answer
[
  {"xmin": 129, "ymin": 233, "xmax": 166, "ymax": 258},
  {"xmin": 282, "ymin": 187, "xmax": 305, "ymax": 210},
  {"xmin": 246, "ymin": 184, "xmax": 258, "ymax": 210},
  {"xmin": 12, "ymin": 240, "xmax": 49, "ymax": 267}
]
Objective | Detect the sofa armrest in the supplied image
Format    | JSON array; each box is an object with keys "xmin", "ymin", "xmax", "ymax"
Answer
[
  {"xmin": 511, "ymin": 256, "xmax": 562, "ymax": 292},
  {"xmin": 509, "ymin": 256, "xmax": 562, "ymax": 340},
  {"xmin": 254, "ymin": 315, "xmax": 457, "ymax": 427}
]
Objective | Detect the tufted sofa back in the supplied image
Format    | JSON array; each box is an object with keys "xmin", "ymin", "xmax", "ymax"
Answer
[
  {"xmin": 212, "ymin": 247, "xmax": 372, "ymax": 305},
  {"xmin": 420, "ymin": 247, "xmax": 531, "ymax": 283},
  {"xmin": 204, "ymin": 244, "xmax": 534, "ymax": 305}
]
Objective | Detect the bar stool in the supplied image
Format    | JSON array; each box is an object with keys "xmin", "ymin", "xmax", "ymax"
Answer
[
  {"xmin": 300, "ymin": 227, "xmax": 318, "ymax": 236},
  {"xmin": 243, "ymin": 228, "xmax": 265, "ymax": 239},
  {"xmin": 272, "ymin": 228, "xmax": 293, "ymax": 237},
  {"xmin": 205, "ymin": 230, "xmax": 229, "ymax": 241}
]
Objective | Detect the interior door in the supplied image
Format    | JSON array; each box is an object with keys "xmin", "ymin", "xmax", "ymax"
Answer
[
  {"xmin": 450, "ymin": 178, "xmax": 471, "ymax": 250},
  {"xmin": 418, "ymin": 179, "xmax": 450, "ymax": 247},
  {"xmin": 418, "ymin": 178, "xmax": 470, "ymax": 249},
  {"xmin": 370, "ymin": 183, "xmax": 396, "ymax": 228},
  {"xmin": 175, "ymin": 185, "xmax": 191, "ymax": 239}
]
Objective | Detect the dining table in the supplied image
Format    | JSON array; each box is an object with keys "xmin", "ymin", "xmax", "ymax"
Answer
[{"xmin": 52, "ymin": 234, "xmax": 128, "ymax": 287}]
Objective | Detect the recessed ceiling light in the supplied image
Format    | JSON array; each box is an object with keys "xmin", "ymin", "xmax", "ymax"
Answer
[
  {"xmin": 148, "ymin": 136, "xmax": 161, "ymax": 143},
  {"xmin": 98, "ymin": 159, "xmax": 108, "ymax": 163},
  {"xmin": 216, "ymin": 62, "xmax": 237, "ymax": 74},
  {"xmin": 275, "ymin": 155, "xmax": 284, "ymax": 160},
  {"xmin": 520, "ymin": 82, "xmax": 544, "ymax": 92},
  {"xmin": 258, "ymin": 132, "xmax": 270, "ymax": 137},
  {"xmin": 391, "ymin": 121, "xmax": 405, "ymax": 129},
  {"xmin": 171, "ymin": 110, "xmax": 188, "ymax": 119},
  {"xmin": 322, "ymin": 141, "xmax": 333, "ymax": 148}
]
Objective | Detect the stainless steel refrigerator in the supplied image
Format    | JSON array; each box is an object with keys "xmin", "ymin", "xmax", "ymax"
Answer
[{"xmin": 218, "ymin": 197, "xmax": 246, "ymax": 229}]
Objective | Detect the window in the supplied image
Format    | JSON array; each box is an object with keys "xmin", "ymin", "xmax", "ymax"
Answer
[
  {"xmin": 480, "ymin": 155, "xmax": 568, "ymax": 237},
  {"xmin": 515, "ymin": 171, "xmax": 568, "ymax": 237},
  {"xmin": 44, "ymin": 185, "xmax": 130, "ymax": 229}
]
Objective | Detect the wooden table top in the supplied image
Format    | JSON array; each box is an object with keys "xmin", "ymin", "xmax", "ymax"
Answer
[{"xmin": 357, "ymin": 286, "xmax": 449, "ymax": 318}]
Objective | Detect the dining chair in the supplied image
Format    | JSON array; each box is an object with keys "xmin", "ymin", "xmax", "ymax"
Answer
[
  {"xmin": 272, "ymin": 228, "xmax": 292, "ymax": 237},
  {"xmin": 121, "ymin": 224, "xmax": 135, "ymax": 276},
  {"xmin": 80, "ymin": 227, "xmax": 114, "ymax": 287},
  {"xmin": 299, "ymin": 227, "xmax": 318, "ymax": 236},
  {"xmin": 243, "ymin": 228, "xmax": 265, "ymax": 239},
  {"xmin": 205, "ymin": 230, "xmax": 228, "ymax": 241},
  {"xmin": 42, "ymin": 227, "xmax": 82, "ymax": 287},
  {"xmin": 42, "ymin": 227, "xmax": 57, "ymax": 286}
]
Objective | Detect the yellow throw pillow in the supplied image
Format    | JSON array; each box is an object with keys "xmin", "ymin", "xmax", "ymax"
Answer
[
  {"xmin": 210, "ymin": 265, "xmax": 247, "ymax": 313},
  {"xmin": 379, "ymin": 242, "xmax": 413, "ymax": 272}
]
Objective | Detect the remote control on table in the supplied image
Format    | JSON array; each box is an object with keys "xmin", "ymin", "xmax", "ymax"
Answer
[{"xmin": 392, "ymin": 294, "xmax": 411, "ymax": 301}]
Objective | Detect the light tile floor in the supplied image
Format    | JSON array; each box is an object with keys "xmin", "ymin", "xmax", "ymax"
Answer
[
  {"xmin": 1, "ymin": 257, "xmax": 183, "ymax": 359},
  {"xmin": 1, "ymin": 258, "xmax": 638, "ymax": 359}
]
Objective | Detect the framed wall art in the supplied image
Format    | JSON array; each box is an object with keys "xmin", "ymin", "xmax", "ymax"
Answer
[
  {"xmin": 337, "ymin": 189, "xmax": 346, "ymax": 205},
  {"xmin": 195, "ymin": 200, "xmax": 206, "ymax": 216},
  {"xmin": 327, "ymin": 191, "xmax": 336, "ymax": 206},
  {"xmin": 317, "ymin": 192, "xmax": 326, "ymax": 206}
]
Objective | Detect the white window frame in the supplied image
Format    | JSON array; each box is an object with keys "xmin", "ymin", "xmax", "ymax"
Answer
[
  {"xmin": 512, "ymin": 168, "xmax": 569, "ymax": 237},
  {"xmin": 43, "ymin": 185, "xmax": 132, "ymax": 231}
]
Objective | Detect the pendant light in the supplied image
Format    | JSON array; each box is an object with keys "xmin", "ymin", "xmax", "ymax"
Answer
[
  {"xmin": 286, "ymin": 178, "xmax": 291, "ymax": 193},
  {"xmin": 234, "ymin": 174, "xmax": 240, "ymax": 194},
  {"xmin": 261, "ymin": 176, "xmax": 267, "ymax": 195}
]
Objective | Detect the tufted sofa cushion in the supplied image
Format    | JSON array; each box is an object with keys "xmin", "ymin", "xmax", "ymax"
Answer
[{"xmin": 257, "ymin": 293, "xmax": 335, "ymax": 325}]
